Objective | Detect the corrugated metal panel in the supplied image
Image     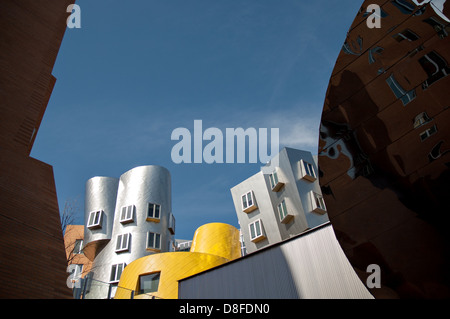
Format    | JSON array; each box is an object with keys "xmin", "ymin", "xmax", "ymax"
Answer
[{"xmin": 178, "ymin": 224, "xmax": 373, "ymax": 299}]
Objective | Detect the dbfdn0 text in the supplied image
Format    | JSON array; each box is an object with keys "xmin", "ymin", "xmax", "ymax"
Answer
[{"xmin": 223, "ymin": 303, "xmax": 269, "ymax": 314}]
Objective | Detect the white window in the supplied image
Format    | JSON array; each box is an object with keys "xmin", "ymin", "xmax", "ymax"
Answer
[
  {"xmin": 87, "ymin": 210, "xmax": 102, "ymax": 229},
  {"xmin": 249, "ymin": 219, "xmax": 265, "ymax": 243},
  {"xmin": 115, "ymin": 233, "xmax": 131, "ymax": 252},
  {"xmin": 147, "ymin": 232, "xmax": 161, "ymax": 251},
  {"xmin": 310, "ymin": 191, "xmax": 327, "ymax": 214},
  {"xmin": 168, "ymin": 213, "xmax": 175, "ymax": 235},
  {"xmin": 147, "ymin": 203, "xmax": 161, "ymax": 221},
  {"xmin": 120, "ymin": 205, "xmax": 134, "ymax": 224},
  {"xmin": 110, "ymin": 263, "xmax": 126, "ymax": 283},
  {"xmin": 242, "ymin": 191, "xmax": 257, "ymax": 213},
  {"xmin": 300, "ymin": 159, "xmax": 317, "ymax": 182},
  {"xmin": 419, "ymin": 125, "xmax": 437, "ymax": 141},
  {"xmin": 269, "ymin": 169, "xmax": 284, "ymax": 192},
  {"xmin": 277, "ymin": 199, "xmax": 293, "ymax": 224}
]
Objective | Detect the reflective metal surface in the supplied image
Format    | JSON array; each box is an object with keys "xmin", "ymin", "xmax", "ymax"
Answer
[
  {"xmin": 83, "ymin": 165, "xmax": 173, "ymax": 299},
  {"xmin": 318, "ymin": 0, "xmax": 450, "ymax": 298}
]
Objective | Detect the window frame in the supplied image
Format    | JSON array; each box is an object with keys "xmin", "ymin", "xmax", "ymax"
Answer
[
  {"xmin": 277, "ymin": 199, "xmax": 293, "ymax": 224},
  {"xmin": 248, "ymin": 219, "xmax": 265, "ymax": 243},
  {"xmin": 269, "ymin": 168, "xmax": 284, "ymax": 192},
  {"xmin": 87, "ymin": 210, "xmax": 103, "ymax": 229},
  {"xmin": 138, "ymin": 272, "xmax": 161, "ymax": 295},
  {"xmin": 120, "ymin": 205, "xmax": 135, "ymax": 224},
  {"xmin": 310, "ymin": 191, "xmax": 327, "ymax": 214},
  {"xmin": 147, "ymin": 232, "xmax": 161, "ymax": 251},
  {"xmin": 241, "ymin": 191, "xmax": 257, "ymax": 213},
  {"xmin": 110, "ymin": 263, "xmax": 126, "ymax": 283},
  {"xmin": 300, "ymin": 159, "xmax": 317, "ymax": 182},
  {"xmin": 115, "ymin": 233, "xmax": 131, "ymax": 253},
  {"xmin": 147, "ymin": 203, "xmax": 161, "ymax": 222}
]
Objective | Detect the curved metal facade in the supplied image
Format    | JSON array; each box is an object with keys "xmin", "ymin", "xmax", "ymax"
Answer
[
  {"xmin": 318, "ymin": 0, "xmax": 450, "ymax": 298},
  {"xmin": 83, "ymin": 165, "xmax": 174, "ymax": 299}
]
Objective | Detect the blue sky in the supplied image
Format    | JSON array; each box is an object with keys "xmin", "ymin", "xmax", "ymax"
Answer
[{"xmin": 30, "ymin": 0, "xmax": 362, "ymax": 240}]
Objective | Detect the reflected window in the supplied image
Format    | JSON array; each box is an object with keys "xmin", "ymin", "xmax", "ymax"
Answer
[
  {"xmin": 393, "ymin": 29, "xmax": 419, "ymax": 42},
  {"xmin": 419, "ymin": 51, "xmax": 450, "ymax": 89},
  {"xmin": 391, "ymin": 0, "xmax": 416, "ymax": 14},
  {"xmin": 413, "ymin": 112, "xmax": 432, "ymax": 128},
  {"xmin": 424, "ymin": 17, "xmax": 448, "ymax": 39},
  {"xmin": 420, "ymin": 125, "xmax": 437, "ymax": 141},
  {"xmin": 138, "ymin": 272, "xmax": 160, "ymax": 295},
  {"xmin": 386, "ymin": 74, "xmax": 416, "ymax": 105}
]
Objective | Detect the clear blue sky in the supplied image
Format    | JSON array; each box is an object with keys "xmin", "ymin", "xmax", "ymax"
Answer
[{"xmin": 31, "ymin": 0, "xmax": 362, "ymax": 240}]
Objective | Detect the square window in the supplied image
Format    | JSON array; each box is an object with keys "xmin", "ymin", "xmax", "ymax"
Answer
[
  {"xmin": 147, "ymin": 232, "xmax": 161, "ymax": 251},
  {"xmin": 310, "ymin": 191, "xmax": 327, "ymax": 214},
  {"xmin": 115, "ymin": 233, "xmax": 131, "ymax": 252},
  {"xmin": 300, "ymin": 159, "xmax": 317, "ymax": 182},
  {"xmin": 241, "ymin": 191, "xmax": 257, "ymax": 213},
  {"xmin": 138, "ymin": 272, "xmax": 160, "ymax": 295},
  {"xmin": 87, "ymin": 210, "xmax": 102, "ymax": 229},
  {"xmin": 110, "ymin": 263, "xmax": 126, "ymax": 283},
  {"xmin": 147, "ymin": 203, "xmax": 161, "ymax": 222},
  {"xmin": 249, "ymin": 219, "xmax": 265, "ymax": 243},
  {"xmin": 120, "ymin": 205, "xmax": 134, "ymax": 224}
]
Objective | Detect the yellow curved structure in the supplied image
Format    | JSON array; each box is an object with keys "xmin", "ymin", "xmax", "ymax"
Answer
[{"xmin": 114, "ymin": 223, "xmax": 241, "ymax": 299}]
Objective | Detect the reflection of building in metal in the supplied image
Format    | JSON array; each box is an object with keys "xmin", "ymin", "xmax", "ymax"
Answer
[
  {"xmin": 114, "ymin": 223, "xmax": 241, "ymax": 299},
  {"xmin": 318, "ymin": 0, "xmax": 450, "ymax": 298},
  {"xmin": 231, "ymin": 148, "xmax": 329, "ymax": 255},
  {"xmin": 0, "ymin": 0, "xmax": 74, "ymax": 298},
  {"xmin": 82, "ymin": 165, "xmax": 176, "ymax": 299},
  {"xmin": 178, "ymin": 223, "xmax": 374, "ymax": 299}
]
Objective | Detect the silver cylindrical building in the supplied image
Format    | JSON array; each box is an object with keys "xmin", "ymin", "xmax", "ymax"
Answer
[{"xmin": 83, "ymin": 165, "xmax": 174, "ymax": 299}]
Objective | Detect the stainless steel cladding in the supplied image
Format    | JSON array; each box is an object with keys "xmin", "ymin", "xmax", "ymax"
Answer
[{"xmin": 83, "ymin": 165, "xmax": 173, "ymax": 299}]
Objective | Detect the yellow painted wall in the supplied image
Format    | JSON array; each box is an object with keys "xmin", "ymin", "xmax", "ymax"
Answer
[{"xmin": 114, "ymin": 223, "xmax": 241, "ymax": 299}]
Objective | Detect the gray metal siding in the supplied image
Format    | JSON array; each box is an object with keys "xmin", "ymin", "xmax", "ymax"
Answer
[{"xmin": 178, "ymin": 224, "xmax": 373, "ymax": 299}]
